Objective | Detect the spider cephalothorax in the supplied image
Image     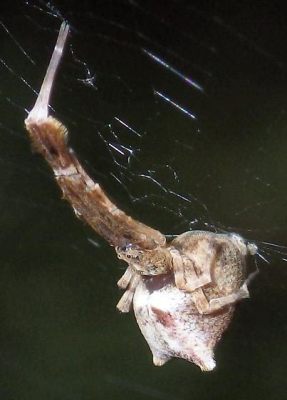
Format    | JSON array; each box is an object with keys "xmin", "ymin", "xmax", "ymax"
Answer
[{"xmin": 116, "ymin": 245, "xmax": 172, "ymax": 275}]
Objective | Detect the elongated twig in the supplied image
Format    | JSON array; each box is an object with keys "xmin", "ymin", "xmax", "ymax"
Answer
[{"xmin": 25, "ymin": 22, "xmax": 166, "ymax": 251}]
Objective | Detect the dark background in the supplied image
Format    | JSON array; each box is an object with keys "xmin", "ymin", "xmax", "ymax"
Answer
[{"xmin": 0, "ymin": 1, "xmax": 287, "ymax": 399}]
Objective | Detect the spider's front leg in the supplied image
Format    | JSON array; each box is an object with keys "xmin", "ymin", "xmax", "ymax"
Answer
[
  {"xmin": 168, "ymin": 248, "xmax": 212, "ymax": 313},
  {"xmin": 117, "ymin": 266, "xmax": 134, "ymax": 289},
  {"xmin": 116, "ymin": 271, "xmax": 141, "ymax": 313}
]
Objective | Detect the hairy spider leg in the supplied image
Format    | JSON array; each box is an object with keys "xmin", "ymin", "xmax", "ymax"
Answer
[
  {"xmin": 116, "ymin": 273, "xmax": 141, "ymax": 313},
  {"xmin": 117, "ymin": 266, "xmax": 134, "ymax": 289}
]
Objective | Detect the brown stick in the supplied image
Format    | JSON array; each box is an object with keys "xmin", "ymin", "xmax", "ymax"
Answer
[{"xmin": 25, "ymin": 22, "xmax": 166, "ymax": 250}]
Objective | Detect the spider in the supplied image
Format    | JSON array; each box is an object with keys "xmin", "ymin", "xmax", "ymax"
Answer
[{"xmin": 24, "ymin": 23, "xmax": 258, "ymax": 370}]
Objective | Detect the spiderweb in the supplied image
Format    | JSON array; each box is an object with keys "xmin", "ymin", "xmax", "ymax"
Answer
[{"xmin": 1, "ymin": 1, "xmax": 287, "ymax": 399}]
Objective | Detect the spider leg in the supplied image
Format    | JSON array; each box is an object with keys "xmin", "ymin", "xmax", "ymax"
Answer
[
  {"xmin": 198, "ymin": 269, "xmax": 259, "ymax": 315},
  {"xmin": 245, "ymin": 268, "xmax": 259, "ymax": 286},
  {"xmin": 206, "ymin": 268, "xmax": 258, "ymax": 314},
  {"xmin": 183, "ymin": 258, "xmax": 213, "ymax": 291},
  {"xmin": 116, "ymin": 272, "xmax": 141, "ymax": 313},
  {"xmin": 190, "ymin": 288, "xmax": 210, "ymax": 313},
  {"xmin": 207, "ymin": 283, "xmax": 249, "ymax": 314},
  {"xmin": 183, "ymin": 239, "xmax": 219, "ymax": 291},
  {"xmin": 117, "ymin": 266, "xmax": 134, "ymax": 289},
  {"xmin": 170, "ymin": 248, "xmax": 213, "ymax": 292},
  {"xmin": 170, "ymin": 249, "xmax": 186, "ymax": 290}
]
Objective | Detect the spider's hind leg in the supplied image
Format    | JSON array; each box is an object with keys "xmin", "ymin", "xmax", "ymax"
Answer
[
  {"xmin": 170, "ymin": 248, "xmax": 213, "ymax": 292},
  {"xmin": 204, "ymin": 283, "xmax": 250, "ymax": 314},
  {"xmin": 199, "ymin": 269, "xmax": 258, "ymax": 315}
]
